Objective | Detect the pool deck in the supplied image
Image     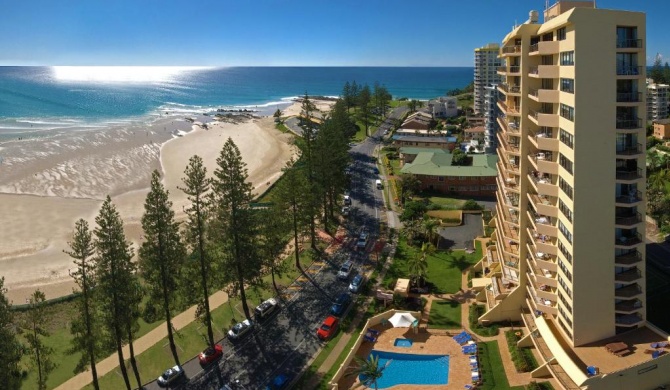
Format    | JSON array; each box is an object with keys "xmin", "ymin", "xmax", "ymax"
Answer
[{"xmin": 337, "ymin": 325, "xmax": 475, "ymax": 390}]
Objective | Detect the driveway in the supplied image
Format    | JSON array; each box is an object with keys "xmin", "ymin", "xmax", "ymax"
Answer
[{"xmin": 437, "ymin": 213, "xmax": 483, "ymax": 250}]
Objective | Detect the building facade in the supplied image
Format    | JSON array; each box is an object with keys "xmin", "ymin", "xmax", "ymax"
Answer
[
  {"xmin": 646, "ymin": 81, "xmax": 669, "ymax": 121},
  {"xmin": 484, "ymin": 85, "xmax": 501, "ymax": 153},
  {"xmin": 652, "ymin": 119, "xmax": 670, "ymax": 140},
  {"xmin": 471, "ymin": 3, "xmax": 670, "ymax": 389},
  {"xmin": 474, "ymin": 43, "xmax": 503, "ymax": 115}
]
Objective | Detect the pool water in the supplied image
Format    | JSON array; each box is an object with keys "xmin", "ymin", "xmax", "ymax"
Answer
[
  {"xmin": 361, "ymin": 350, "xmax": 449, "ymax": 389},
  {"xmin": 393, "ymin": 338, "xmax": 413, "ymax": 347}
]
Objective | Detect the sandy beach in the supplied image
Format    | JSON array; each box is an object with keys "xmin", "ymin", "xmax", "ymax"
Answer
[
  {"xmin": 0, "ymin": 115, "xmax": 296, "ymax": 304},
  {"xmin": 0, "ymin": 97, "xmax": 336, "ymax": 304}
]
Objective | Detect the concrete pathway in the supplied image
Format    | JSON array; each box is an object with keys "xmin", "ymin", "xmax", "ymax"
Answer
[{"xmin": 55, "ymin": 291, "xmax": 229, "ymax": 390}]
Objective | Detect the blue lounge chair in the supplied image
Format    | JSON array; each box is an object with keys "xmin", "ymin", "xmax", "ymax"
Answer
[
  {"xmin": 586, "ymin": 366, "xmax": 598, "ymax": 377},
  {"xmin": 453, "ymin": 331, "xmax": 467, "ymax": 340},
  {"xmin": 459, "ymin": 334, "xmax": 473, "ymax": 345},
  {"xmin": 653, "ymin": 350, "xmax": 662, "ymax": 359}
]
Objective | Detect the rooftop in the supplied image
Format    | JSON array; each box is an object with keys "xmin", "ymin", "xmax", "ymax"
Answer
[
  {"xmin": 654, "ymin": 119, "xmax": 670, "ymax": 125},
  {"xmin": 399, "ymin": 147, "xmax": 450, "ymax": 155},
  {"xmin": 393, "ymin": 135, "xmax": 453, "ymax": 143},
  {"xmin": 401, "ymin": 152, "xmax": 498, "ymax": 177}
]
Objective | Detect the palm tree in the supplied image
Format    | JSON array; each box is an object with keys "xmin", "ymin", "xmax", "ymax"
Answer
[
  {"xmin": 647, "ymin": 150, "xmax": 661, "ymax": 173},
  {"xmin": 422, "ymin": 218, "xmax": 440, "ymax": 246},
  {"xmin": 401, "ymin": 219, "xmax": 423, "ymax": 245},
  {"xmin": 407, "ymin": 252, "xmax": 428, "ymax": 287},
  {"xmin": 347, "ymin": 355, "xmax": 391, "ymax": 390}
]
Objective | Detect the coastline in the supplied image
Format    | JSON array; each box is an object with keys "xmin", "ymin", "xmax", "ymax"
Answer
[{"xmin": 0, "ymin": 98, "xmax": 333, "ymax": 304}]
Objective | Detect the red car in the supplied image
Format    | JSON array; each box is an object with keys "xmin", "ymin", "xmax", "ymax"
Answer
[
  {"xmin": 198, "ymin": 344, "xmax": 223, "ymax": 365},
  {"xmin": 317, "ymin": 316, "xmax": 339, "ymax": 341}
]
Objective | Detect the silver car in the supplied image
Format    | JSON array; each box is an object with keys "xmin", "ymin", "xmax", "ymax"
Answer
[
  {"xmin": 228, "ymin": 319, "xmax": 253, "ymax": 340},
  {"xmin": 157, "ymin": 365, "xmax": 184, "ymax": 387}
]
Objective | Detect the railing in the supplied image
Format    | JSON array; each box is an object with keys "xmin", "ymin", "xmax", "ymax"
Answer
[
  {"xmin": 616, "ymin": 66, "xmax": 642, "ymax": 76},
  {"xmin": 615, "ymin": 211, "xmax": 643, "ymax": 226},
  {"xmin": 615, "ymin": 267, "xmax": 642, "ymax": 283},
  {"xmin": 499, "ymin": 83, "xmax": 521, "ymax": 93},
  {"xmin": 614, "ymin": 283, "xmax": 642, "ymax": 298},
  {"xmin": 615, "ymin": 313, "xmax": 644, "ymax": 326},
  {"xmin": 615, "ymin": 250, "xmax": 643, "ymax": 265},
  {"xmin": 529, "ymin": 66, "xmax": 539, "ymax": 75},
  {"xmin": 529, "ymin": 43, "xmax": 539, "ymax": 53},
  {"xmin": 529, "ymin": 88, "xmax": 539, "ymax": 97},
  {"xmin": 616, "ymin": 117, "xmax": 642, "ymax": 129},
  {"xmin": 497, "ymin": 66, "xmax": 507, "ymax": 73},
  {"xmin": 615, "ymin": 232, "xmax": 643, "ymax": 247},
  {"xmin": 508, "ymin": 66, "xmax": 520, "ymax": 73},
  {"xmin": 615, "ymin": 299, "xmax": 642, "ymax": 313},
  {"xmin": 529, "ymin": 109, "xmax": 553, "ymax": 120},
  {"xmin": 616, "ymin": 39, "xmax": 643, "ymax": 49},
  {"xmin": 615, "ymin": 143, "xmax": 642, "ymax": 156},
  {"xmin": 615, "ymin": 169, "xmax": 644, "ymax": 181},
  {"xmin": 502, "ymin": 45, "xmax": 522, "ymax": 54},
  {"xmin": 616, "ymin": 92, "xmax": 642, "ymax": 102}
]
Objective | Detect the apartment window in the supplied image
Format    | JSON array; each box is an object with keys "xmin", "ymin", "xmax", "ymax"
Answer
[
  {"xmin": 560, "ymin": 104, "xmax": 575, "ymax": 121},
  {"xmin": 559, "ymin": 310, "xmax": 573, "ymax": 330},
  {"xmin": 459, "ymin": 176, "xmax": 466, "ymax": 181},
  {"xmin": 560, "ymin": 78, "xmax": 574, "ymax": 93},
  {"xmin": 557, "ymin": 27, "xmax": 567, "ymax": 41},
  {"xmin": 558, "ymin": 258, "xmax": 573, "ymax": 282},
  {"xmin": 558, "ymin": 220, "xmax": 573, "ymax": 244},
  {"xmin": 559, "ymin": 178, "xmax": 573, "ymax": 200},
  {"xmin": 559, "ymin": 153, "xmax": 573, "ymax": 174},
  {"xmin": 558, "ymin": 292, "xmax": 573, "ymax": 313},
  {"xmin": 558, "ymin": 240, "xmax": 573, "ymax": 264},
  {"xmin": 560, "ymin": 128, "xmax": 574, "ymax": 149},
  {"xmin": 438, "ymin": 176, "xmax": 444, "ymax": 182},
  {"xmin": 560, "ymin": 51, "xmax": 574, "ymax": 65},
  {"xmin": 449, "ymin": 186, "xmax": 456, "ymax": 191},
  {"xmin": 559, "ymin": 199, "xmax": 573, "ymax": 222},
  {"xmin": 558, "ymin": 275, "xmax": 572, "ymax": 298}
]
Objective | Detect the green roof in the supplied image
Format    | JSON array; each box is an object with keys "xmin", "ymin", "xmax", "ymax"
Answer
[
  {"xmin": 399, "ymin": 147, "xmax": 449, "ymax": 156},
  {"xmin": 401, "ymin": 152, "xmax": 498, "ymax": 177}
]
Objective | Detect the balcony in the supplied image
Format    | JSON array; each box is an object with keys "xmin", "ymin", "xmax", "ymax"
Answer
[
  {"xmin": 616, "ymin": 66, "xmax": 643, "ymax": 77},
  {"xmin": 615, "ymin": 267, "xmax": 642, "ymax": 283},
  {"xmin": 498, "ymin": 83, "xmax": 521, "ymax": 95},
  {"xmin": 529, "ymin": 211, "xmax": 558, "ymax": 238},
  {"xmin": 498, "ymin": 174, "xmax": 520, "ymax": 194},
  {"xmin": 616, "ymin": 143, "xmax": 643, "ymax": 157},
  {"xmin": 615, "ymin": 283, "xmax": 642, "ymax": 298},
  {"xmin": 527, "ymin": 257, "xmax": 558, "ymax": 288},
  {"xmin": 615, "ymin": 211, "xmax": 643, "ymax": 227},
  {"xmin": 528, "ymin": 192, "xmax": 558, "ymax": 217},
  {"xmin": 616, "ymin": 39, "xmax": 643, "ymax": 49},
  {"xmin": 529, "ymin": 153, "xmax": 559, "ymax": 175},
  {"xmin": 616, "ymin": 117, "xmax": 643, "ymax": 130},
  {"xmin": 528, "ymin": 110, "xmax": 559, "ymax": 127},
  {"xmin": 615, "ymin": 313, "xmax": 644, "ymax": 327},
  {"xmin": 496, "ymin": 197, "xmax": 519, "ymax": 225},
  {"xmin": 497, "ymin": 132, "xmax": 520, "ymax": 155},
  {"xmin": 617, "ymin": 92, "xmax": 643, "ymax": 103},
  {"xmin": 527, "ymin": 285, "xmax": 558, "ymax": 315},
  {"xmin": 529, "ymin": 130, "xmax": 559, "ymax": 151},
  {"xmin": 528, "ymin": 65, "xmax": 559, "ymax": 79},
  {"xmin": 615, "ymin": 299, "xmax": 643, "ymax": 314},
  {"xmin": 501, "ymin": 45, "xmax": 522, "ymax": 56},
  {"xmin": 528, "ymin": 171, "xmax": 559, "ymax": 197},
  {"xmin": 497, "ymin": 65, "xmax": 520, "ymax": 75},
  {"xmin": 615, "ymin": 251, "xmax": 643, "ymax": 266},
  {"xmin": 527, "ymin": 244, "xmax": 557, "ymax": 271},
  {"xmin": 615, "ymin": 232, "xmax": 643, "ymax": 248},
  {"xmin": 529, "ymin": 88, "xmax": 560, "ymax": 103},
  {"xmin": 615, "ymin": 169, "xmax": 644, "ymax": 182}
]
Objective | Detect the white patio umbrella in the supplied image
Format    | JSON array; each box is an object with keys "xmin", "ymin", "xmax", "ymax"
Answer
[{"xmin": 388, "ymin": 312, "xmax": 417, "ymax": 328}]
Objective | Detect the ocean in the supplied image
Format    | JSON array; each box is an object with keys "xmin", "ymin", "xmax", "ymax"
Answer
[{"xmin": 0, "ymin": 66, "xmax": 473, "ymax": 139}]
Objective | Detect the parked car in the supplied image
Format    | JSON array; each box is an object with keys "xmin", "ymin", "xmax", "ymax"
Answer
[
  {"xmin": 255, "ymin": 297, "xmax": 279, "ymax": 321},
  {"xmin": 330, "ymin": 293, "xmax": 352, "ymax": 317},
  {"xmin": 228, "ymin": 319, "xmax": 253, "ymax": 340},
  {"xmin": 349, "ymin": 274, "xmax": 366, "ymax": 293},
  {"xmin": 317, "ymin": 315, "xmax": 339, "ymax": 340},
  {"xmin": 343, "ymin": 194, "xmax": 352, "ymax": 206},
  {"xmin": 157, "ymin": 365, "xmax": 184, "ymax": 387},
  {"xmin": 373, "ymin": 167, "xmax": 379, "ymax": 174},
  {"xmin": 265, "ymin": 374, "xmax": 291, "ymax": 390},
  {"xmin": 198, "ymin": 344, "xmax": 223, "ymax": 365},
  {"xmin": 337, "ymin": 260, "xmax": 354, "ymax": 280},
  {"xmin": 356, "ymin": 231, "xmax": 369, "ymax": 249},
  {"xmin": 341, "ymin": 206, "xmax": 350, "ymax": 217}
]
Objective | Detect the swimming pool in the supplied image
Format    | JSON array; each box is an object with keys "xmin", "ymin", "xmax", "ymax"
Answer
[
  {"xmin": 360, "ymin": 350, "xmax": 449, "ymax": 388},
  {"xmin": 393, "ymin": 338, "xmax": 413, "ymax": 347}
]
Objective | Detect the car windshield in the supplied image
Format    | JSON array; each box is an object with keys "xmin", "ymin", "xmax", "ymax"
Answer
[
  {"xmin": 320, "ymin": 324, "xmax": 331, "ymax": 331},
  {"xmin": 232, "ymin": 323, "xmax": 245, "ymax": 333},
  {"xmin": 340, "ymin": 265, "xmax": 349, "ymax": 272},
  {"xmin": 162, "ymin": 369, "xmax": 173, "ymax": 379},
  {"xmin": 353, "ymin": 277, "xmax": 361, "ymax": 285},
  {"xmin": 204, "ymin": 347, "xmax": 214, "ymax": 355}
]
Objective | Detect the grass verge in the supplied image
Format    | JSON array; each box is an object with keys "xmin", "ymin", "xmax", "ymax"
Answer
[
  {"xmin": 477, "ymin": 341, "xmax": 524, "ymax": 390},
  {"xmin": 428, "ymin": 300, "xmax": 461, "ymax": 329},
  {"xmin": 504, "ymin": 330, "xmax": 538, "ymax": 372},
  {"xmin": 469, "ymin": 304, "xmax": 499, "ymax": 337}
]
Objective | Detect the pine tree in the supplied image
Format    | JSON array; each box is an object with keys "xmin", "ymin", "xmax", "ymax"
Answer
[
  {"xmin": 24, "ymin": 290, "xmax": 56, "ymax": 390},
  {"xmin": 359, "ymin": 84, "xmax": 372, "ymax": 137},
  {"xmin": 0, "ymin": 277, "xmax": 22, "ymax": 390},
  {"xmin": 93, "ymin": 196, "xmax": 135, "ymax": 390},
  {"xmin": 124, "ymin": 279, "xmax": 143, "ymax": 389},
  {"xmin": 179, "ymin": 155, "xmax": 215, "ymax": 347},
  {"xmin": 298, "ymin": 93, "xmax": 319, "ymax": 249},
  {"xmin": 64, "ymin": 219, "xmax": 101, "ymax": 389},
  {"xmin": 342, "ymin": 81, "xmax": 352, "ymax": 111},
  {"xmin": 257, "ymin": 207, "xmax": 290, "ymax": 294},
  {"xmin": 211, "ymin": 138, "xmax": 261, "ymax": 319},
  {"xmin": 139, "ymin": 170, "xmax": 186, "ymax": 366},
  {"xmin": 650, "ymin": 53, "xmax": 664, "ymax": 84}
]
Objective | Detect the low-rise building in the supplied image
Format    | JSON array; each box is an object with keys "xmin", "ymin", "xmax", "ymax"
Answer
[
  {"xmin": 428, "ymin": 96, "xmax": 459, "ymax": 118},
  {"xmin": 400, "ymin": 150, "xmax": 498, "ymax": 196},
  {"xmin": 395, "ymin": 129, "xmax": 446, "ymax": 138},
  {"xmin": 464, "ymin": 126, "xmax": 485, "ymax": 142},
  {"xmin": 647, "ymin": 82, "xmax": 669, "ymax": 121},
  {"xmin": 653, "ymin": 119, "xmax": 670, "ymax": 140},
  {"xmin": 392, "ymin": 135, "xmax": 457, "ymax": 150},
  {"xmin": 401, "ymin": 111, "xmax": 433, "ymax": 129}
]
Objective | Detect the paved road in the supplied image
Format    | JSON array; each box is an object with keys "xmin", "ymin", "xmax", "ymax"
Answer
[
  {"xmin": 283, "ymin": 117, "xmax": 303, "ymax": 137},
  {"xmin": 144, "ymin": 114, "xmax": 387, "ymax": 390}
]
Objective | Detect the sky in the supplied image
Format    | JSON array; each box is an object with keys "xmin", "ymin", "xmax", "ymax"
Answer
[{"xmin": 0, "ymin": 0, "xmax": 668, "ymax": 67}]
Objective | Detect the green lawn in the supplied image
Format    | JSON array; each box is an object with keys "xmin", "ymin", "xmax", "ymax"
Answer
[
  {"xmin": 383, "ymin": 238, "xmax": 481, "ymax": 294},
  {"xmin": 478, "ymin": 341, "xmax": 525, "ymax": 390},
  {"xmin": 428, "ymin": 300, "xmax": 461, "ymax": 329},
  {"xmin": 426, "ymin": 196, "xmax": 467, "ymax": 210}
]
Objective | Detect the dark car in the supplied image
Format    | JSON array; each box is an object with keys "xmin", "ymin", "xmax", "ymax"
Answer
[
  {"xmin": 265, "ymin": 374, "xmax": 290, "ymax": 390},
  {"xmin": 330, "ymin": 293, "xmax": 352, "ymax": 317},
  {"xmin": 373, "ymin": 167, "xmax": 379, "ymax": 174},
  {"xmin": 157, "ymin": 365, "xmax": 184, "ymax": 387},
  {"xmin": 255, "ymin": 297, "xmax": 279, "ymax": 321},
  {"xmin": 198, "ymin": 344, "xmax": 223, "ymax": 365},
  {"xmin": 349, "ymin": 274, "xmax": 366, "ymax": 293}
]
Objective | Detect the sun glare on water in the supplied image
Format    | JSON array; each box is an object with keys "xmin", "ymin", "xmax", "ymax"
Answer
[{"xmin": 52, "ymin": 66, "xmax": 211, "ymax": 83}]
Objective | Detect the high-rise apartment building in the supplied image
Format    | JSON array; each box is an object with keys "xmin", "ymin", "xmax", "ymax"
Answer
[
  {"xmin": 646, "ymin": 81, "xmax": 669, "ymax": 121},
  {"xmin": 474, "ymin": 43, "xmax": 503, "ymax": 115},
  {"xmin": 473, "ymin": 2, "xmax": 670, "ymax": 389},
  {"xmin": 483, "ymin": 85, "xmax": 500, "ymax": 153}
]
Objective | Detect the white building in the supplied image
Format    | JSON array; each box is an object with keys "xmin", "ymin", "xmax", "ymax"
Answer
[
  {"xmin": 647, "ymin": 81, "xmax": 669, "ymax": 121},
  {"xmin": 483, "ymin": 84, "xmax": 500, "ymax": 153},
  {"xmin": 474, "ymin": 43, "xmax": 503, "ymax": 115},
  {"xmin": 428, "ymin": 96, "xmax": 458, "ymax": 118}
]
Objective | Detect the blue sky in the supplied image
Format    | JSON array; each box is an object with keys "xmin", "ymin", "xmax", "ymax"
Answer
[{"xmin": 0, "ymin": 0, "xmax": 668, "ymax": 66}]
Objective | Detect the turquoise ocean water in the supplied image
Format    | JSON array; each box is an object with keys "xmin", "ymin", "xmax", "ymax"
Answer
[{"xmin": 0, "ymin": 66, "xmax": 473, "ymax": 138}]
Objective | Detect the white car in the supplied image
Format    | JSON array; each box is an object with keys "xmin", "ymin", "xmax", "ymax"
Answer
[
  {"xmin": 356, "ymin": 232, "xmax": 369, "ymax": 249},
  {"xmin": 343, "ymin": 194, "xmax": 352, "ymax": 206},
  {"xmin": 337, "ymin": 260, "xmax": 354, "ymax": 280},
  {"xmin": 341, "ymin": 206, "xmax": 350, "ymax": 217},
  {"xmin": 228, "ymin": 319, "xmax": 253, "ymax": 340},
  {"xmin": 157, "ymin": 365, "xmax": 184, "ymax": 387}
]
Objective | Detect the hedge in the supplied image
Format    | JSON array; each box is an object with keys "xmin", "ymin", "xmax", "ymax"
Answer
[
  {"xmin": 469, "ymin": 303, "xmax": 499, "ymax": 336},
  {"xmin": 505, "ymin": 330, "xmax": 539, "ymax": 372}
]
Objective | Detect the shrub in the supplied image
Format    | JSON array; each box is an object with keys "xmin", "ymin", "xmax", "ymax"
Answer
[
  {"xmin": 463, "ymin": 199, "xmax": 483, "ymax": 210},
  {"xmin": 505, "ymin": 330, "xmax": 538, "ymax": 372},
  {"xmin": 469, "ymin": 303, "xmax": 499, "ymax": 336},
  {"xmin": 400, "ymin": 200, "xmax": 427, "ymax": 221}
]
